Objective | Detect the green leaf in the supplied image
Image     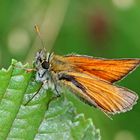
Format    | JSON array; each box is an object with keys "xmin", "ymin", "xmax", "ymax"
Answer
[{"xmin": 0, "ymin": 60, "xmax": 100, "ymax": 140}]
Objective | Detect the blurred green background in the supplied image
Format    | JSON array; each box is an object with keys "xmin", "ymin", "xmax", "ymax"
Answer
[{"xmin": 0, "ymin": 0, "xmax": 140, "ymax": 140}]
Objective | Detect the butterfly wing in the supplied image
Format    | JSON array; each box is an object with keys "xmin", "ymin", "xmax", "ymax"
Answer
[
  {"xmin": 58, "ymin": 72, "xmax": 138, "ymax": 114},
  {"xmin": 65, "ymin": 55, "xmax": 140, "ymax": 83}
]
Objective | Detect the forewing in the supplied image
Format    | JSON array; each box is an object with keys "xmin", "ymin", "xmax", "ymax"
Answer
[
  {"xmin": 65, "ymin": 55, "xmax": 140, "ymax": 83},
  {"xmin": 58, "ymin": 72, "xmax": 138, "ymax": 114}
]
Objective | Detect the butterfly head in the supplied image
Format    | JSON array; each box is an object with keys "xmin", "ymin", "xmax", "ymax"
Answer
[
  {"xmin": 34, "ymin": 49, "xmax": 52, "ymax": 70},
  {"xmin": 34, "ymin": 49, "xmax": 53, "ymax": 82}
]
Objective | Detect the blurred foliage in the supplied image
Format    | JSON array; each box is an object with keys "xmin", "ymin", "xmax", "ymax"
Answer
[{"xmin": 0, "ymin": 0, "xmax": 140, "ymax": 140}]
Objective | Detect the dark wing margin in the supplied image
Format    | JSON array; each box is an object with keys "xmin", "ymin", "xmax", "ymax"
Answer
[{"xmin": 58, "ymin": 73, "xmax": 86, "ymax": 93}]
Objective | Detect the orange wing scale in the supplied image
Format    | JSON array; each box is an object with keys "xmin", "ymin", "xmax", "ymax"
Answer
[
  {"xmin": 60, "ymin": 72, "xmax": 138, "ymax": 114},
  {"xmin": 65, "ymin": 55, "xmax": 140, "ymax": 83}
]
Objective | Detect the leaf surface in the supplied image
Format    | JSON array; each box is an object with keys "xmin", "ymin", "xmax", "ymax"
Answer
[{"xmin": 0, "ymin": 60, "xmax": 100, "ymax": 140}]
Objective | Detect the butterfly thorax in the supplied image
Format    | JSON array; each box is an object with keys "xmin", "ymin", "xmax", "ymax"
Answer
[
  {"xmin": 34, "ymin": 50, "xmax": 68, "ymax": 94},
  {"xmin": 50, "ymin": 55, "xmax": 74, "ymax": 72}
]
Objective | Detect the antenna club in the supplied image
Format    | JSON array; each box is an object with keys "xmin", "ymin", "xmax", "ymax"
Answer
[
  {"xmin": 34, "ymin": 24, "xmax": 45, "ymax": 49},
  {"xmin": 34, "ymin": 24, "xmax": 40, "ymax": 35}
]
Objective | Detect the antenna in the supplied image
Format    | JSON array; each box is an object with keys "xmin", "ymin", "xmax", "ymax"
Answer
[{"xmin": 34, "ymin": 24, "xmax": 46, "ymax": 50}]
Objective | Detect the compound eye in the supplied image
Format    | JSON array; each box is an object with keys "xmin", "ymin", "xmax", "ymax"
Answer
[{"xmin": 42, "ymin": 61, "xmax": 49, "ymax": 69}]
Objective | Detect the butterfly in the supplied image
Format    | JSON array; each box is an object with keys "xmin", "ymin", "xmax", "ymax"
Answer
[{"xmin": 31, "ymin": 48, "xmax": 139, "ymax": 116}]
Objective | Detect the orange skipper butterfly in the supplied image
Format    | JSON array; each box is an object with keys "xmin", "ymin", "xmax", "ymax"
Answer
[
  {"xmin": 33, "ymin": 48, "xmax": 139, "ymax": 115},
  {"xmin": 27, "ymin": 25, "xmax": 139, "ymax": 117}
]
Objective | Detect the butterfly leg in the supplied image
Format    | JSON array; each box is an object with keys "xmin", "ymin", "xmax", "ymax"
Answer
[
  {"xmin": 24, "ymin": 78, "xmax": 61, "ymax": 106},
  {"xmin": 45, "ymin": 82, "xmax": 62, "ymax": 110},
  {"xmin": 24, "ymin": 82, "xmax": 43, "ymax": 105},
  {"xmin": 25, "ymin": 79, "xmax": 52, "ymax": 106},
  {"xmin": 12, "ymin": 64, "xmax": 36, "ymax": 73}
]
